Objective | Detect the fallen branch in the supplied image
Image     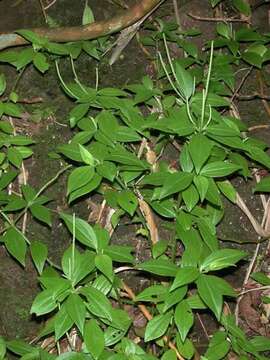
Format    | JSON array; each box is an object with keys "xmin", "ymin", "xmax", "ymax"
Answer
[{"xmin": 0, "ymin": 0, "xmax": 163, "ymax": 50}]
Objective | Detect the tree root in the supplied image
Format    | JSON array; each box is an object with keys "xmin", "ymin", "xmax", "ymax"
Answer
[{"xmin": 0, "ymin": 0, "xmax": 163, "ymax": 50}]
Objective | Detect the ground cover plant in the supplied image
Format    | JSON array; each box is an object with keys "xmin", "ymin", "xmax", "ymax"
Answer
[{"xmin": 0, "ymin": 0, "xmax": 270, "ymax": 359}]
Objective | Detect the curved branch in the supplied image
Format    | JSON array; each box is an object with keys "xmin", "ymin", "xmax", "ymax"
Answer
[{"xmin": 0, "ymin": 0, "xmax": 163, "ymax": 51}]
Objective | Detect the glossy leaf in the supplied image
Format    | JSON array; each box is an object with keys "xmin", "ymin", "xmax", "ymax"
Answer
[
  {"xmin": 144, "ymin": 312, "xmax": 172, "ymax": 342},
  {"xmin": 138, "ymin": 258, "xmax": 178, "ymax": 277},
  {"xmin": 84, "ymin": 320, "xmax": 104, "ymax": 359},
  {"xmin": 171, "ymin": 267, "xmax": 200, "ymax": 291},
  {"xmin": 174, "ymin": 300, "xmax": 194, "ymax": 342},
  {"xmin": 30, "ymin": 241, "xmax": 48, "ymax": 274},
  {"xmin": 67, "ymin": 166, "xmax": 95, "ymax": 196},
  {"xmin": 188, "ymin": 134, "xmax": 213, "ymax": 173},
  {"xmin": 200, "ymin": 249, "xmax": 246, "ymax": 272},
  {"xmin": 60, "ymin": 213, "xmax": 97, "ymax": 249},
  {"xmin": 81, "ymin": 286, "xmax": 112, "ymax": 321},
  {"xmin": 153, "ymin": 172, "xmax": 193, "ymax": 200},
  {"xmin": 253, "ymin": 176, "xmax": 270, "ymax": 193},
  {"xmin": 174, "ymin": 63, "xmax": 194, "ymax": 99},
  {"xmin": 4, "ymin": 227, "xmax": 27, "ymax": 266},
  {"xmin": 95, "ymin": 254, "xmax": 114, "ymax": 282},
  {"xmin": 66, "ymin": 293, "xmax": 86, "ymax": 334},
  {"xmin": 200, "ymin": 161, "xmax": 240, "ymax": 177}
]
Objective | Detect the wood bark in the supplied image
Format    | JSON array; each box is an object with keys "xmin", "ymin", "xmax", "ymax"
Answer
[{"xmin": 0, "ymin": 0, "xmax": 162, "ymax": 50}]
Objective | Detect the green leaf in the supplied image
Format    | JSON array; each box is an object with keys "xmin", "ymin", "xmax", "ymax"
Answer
[
  {"xmin": 249, "ymin": 336, "xmax": 270, "ymax": 352},
  {"xmin": 174, "ymin": 63, "xmax": 194, "ymax": 99},
  {"xmin": 30, "ymin": 241, "xmax": 48, "ymax": 274},
  {"xmin": 196, "ymin": 275, "xmax": 235, "ymax": 320},
  {"xmin": 66, "ymin": 293, "xmax": 86, "ymax": 334},
  {"xmin": 16, "ymin": 30, "xmax": 47, "ymax": 46},
  {"xmin": 193, "ymin": 175, "xmax": 209, "ymax": 202},
  {"xmin": 61, "ymin": 246, "xmax": 95, "ymax": 286},
  {"xmin": 179, "ymin": 144, "xmax": 194, "ymax": 172},
  {"xmin": 251, "ymin": 272, "xmax": 270, "ymax": 286},
  {"xmin": 4, "ymin": 197, "xmax": 27, "ymax": 212},
  {"xmin": 253, "ymin": 176, "xmax": 270, "ymax": 193},
  {"xmin": 200, "ymin": 161, "xmax": 240, "ymax": 177},
  {"xmin": 3, "ymin": 103, "xmax": 22, "ymax": 117},
  {"xmin": 235, "ymin": 28, "xmax": 264, "ymax": 42},
  {"xmin": 33, "ymin": 52, "xmax": 49, "ymax": 73},
  {"xmin": 79, "ymin": 144, "xmax": 95, "ymax": 165},
  {"xmin": 7, "ymin": 147, "xmax": 22, "ymax": 168},
  {"xmin": 161, "ymin": 350, "xmax": 176, "ymax": 360},
  {"xmin": 6, "ymin": 340, "xmax": 35, "ymax": 356},
  {"xmin": 192, "ymin": 93, "xmax": 229, "ymax": 107},
  {"xmin": 174, "ymin": 300, "xmax": 194, "ymax": 342},
  {"xmin": 163, "ymin": 286, "xmax": 188, "ymax": 312},
  {"xmin": 232, "ymin": 0, "xmax": 251, "ymax": 16},
  {"xmin": 200, "ymin": 249, "xmax": 246, "ymax": 272},
  {"xmin": 149, "ymin": 199, "xmax": 176, "ymax": 218},
  {"xmin": 186, "ymin": 294, "xmax": 207, "ymax": 309},
  {"xmin": 136, "ymin": 285, "xmax": 167, "ymax": 303},
  {"xmin": 0, "ymin": 74, "xmax": 6, "ymax": 96},
  {"xmin": 82, "ymin": 1, "xmax": 94, "ymax": 25},
  {"xmin": 138, "ymin": 258, "xmax": 178, "ymax": 277},
  {"xmin": 114, "ymin": 126, "xmax": 141, "ymax": 142},
  {"xmin": 242, "ymin": 51, "xmax": 263, "ymax": 68},
  {"xmin": 210, "ymin": 0, "xmax": 223, "ymax": 6},
  {"xmin": 197, "ymin": 218, "xmax": 218, "ymax": 251},
  {"xmin": 54, "ymin": 303, "xmax": 73, "ymax": 341},
  {"xmin": 30, "ymin": 203, "xmax": 52, "ymax": 226},
  {"xmin": 182, "ymin": 184, "xmax": 199, "ymax": 212},
  {"xmin": 171, "ymin": 267, "xmax": 200, "ymax": 291},
  {"xmin": 81, "ymin": 286, "xmax": 112, "ymax": 321},
  {"xmin": 153, "ymin": 172, "xmax": 193, "ymax": 200},
  {"xmin": 69, "ymin": 104, "xmax": 89, "ymax": 127},
  {"xmin": 188, "ymin": 134, "xmax": 213, "ymax": 173},
  {"xmin": 204, "ymin": 331, "xmax": 231, "ymax": 360},
  {"xmin": 117, "ymin": 190, "xmax": 138, "ymax": 216},
  {"xmin": 217, "ymin": 180, "xmax": 237, "ymax": 203},
  {"xmin": 60, "ymin": 213, "xmax": 97, "ymax": 249},
  {"xmin": 144, "ymin": 312, "xmax": 172, "ymax": 342},
  {"xmin": 96, "ymin": 161, "xmax": 117, "ymax": 181},
  {"xmin": 30, "ymin": 289, "xmax": 57, "ymax": 316},
  {"xmin": 176, "ymin": 335, "xmax": 195, "ymax": 360},
  {"xmin": 95, "ymin": 254, "xmax": 114, "ymax": 282},
  {"xmin": 104, "ymin": 245, "xmax": 134, "ymax": 263},
  {"xmin": 68, "ymin": 173, "xmax": 101, "ymax": 203},
  {"xmin": 105, "ymin": 146, "xmax": 149, "ymax": 169},
  {"xmin": 0, "ymin": 337, "xmax": 6, "ymax": 360},
  {"xmin": 0, "ymin": 171, "xmax": 18, "ymax": 190},
  {"xmin": 4, "ymin": 227, "xmax": 27, "ymax": 266},
  {"xmin": 216, "ymin": 23, "xmax": 231, "ymax": 39},
  {"xmin": 84, "ymin": 320, "xmax": 104, "ymax": 359},
  {"xmin": 57, "ymin": 143, "xmax": 82, "ymax": 162},
  {"xmin": 67, "ymin": 166, "xmax": 94, "ymax": 196}
]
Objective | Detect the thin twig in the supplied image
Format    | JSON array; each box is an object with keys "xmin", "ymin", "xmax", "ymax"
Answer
[
  {"xmin": 236, "ymin": 93, "xmax": 270, "ymax": 101},
  {"xmin": 172, "ymin": 0, "xmax": 181, "ymax": 29},
  {"xmin": 188, "ymin": 13, "xmax": 250, "ymax": 23},
  {"xmin": 257, "ymin": 70, "xmax": 270, "ymax": 118},
  {"xmin": 238, "ymin": 285, "xmax": 270, "ymax": 296},
  {"xmin": 230, "ymin": 67, "xmax": 253, "ymax": 104},
  {"xmin": 39, "ymin": 0, "xmax": 48, "ymax": 23},
  {"xmin": 44, "ymin": 0, "xmax": 58, "ymax": 10},
  {"xmin": 248, "ymin": 124, "xmax": 270, "ymax": 132}
]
